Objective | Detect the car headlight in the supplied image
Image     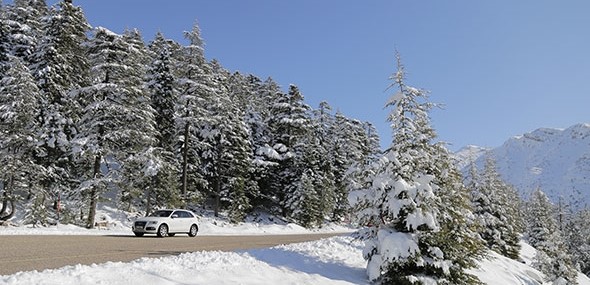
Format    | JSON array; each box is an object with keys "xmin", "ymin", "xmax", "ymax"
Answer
[{"xmin": 148, "ymin": 221, "xmax": 158, "ymax": 225}]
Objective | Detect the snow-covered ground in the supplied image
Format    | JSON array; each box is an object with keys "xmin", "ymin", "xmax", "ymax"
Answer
[
  {"xmin": 0, "ymin": 205, "xmax": 352, "ymax": 236},
  {"xmin": 1, "ymin": 234, "xmax": 590, "ymax": 285},
  {"xmin": 0, "ymin": 235, "xmax": 366, "ymax": 285},
  {"xmin": 469, "ymin": 241, "xmax": 590, "ymax": 285},
  {"xmin": 1, "ymin": 206, "xmax": 590, "ymax": 285}
]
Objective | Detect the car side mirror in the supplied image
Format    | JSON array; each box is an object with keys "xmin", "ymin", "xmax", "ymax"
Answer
[{"xmin": 172, "ymin": 214, "xmax": 178, "ymax": 219}]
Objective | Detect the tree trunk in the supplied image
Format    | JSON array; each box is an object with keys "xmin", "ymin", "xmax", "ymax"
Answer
[
  {"xmin": 0, "ymin": 189, "xmax": 6, "ymax": 216},
  {"xmin": 181, "ymin": 121, "xmax": 190, "ymax": 208},
  {"xmin": 213, "ymin": 138, "xmax": 223, "ymax": 217},
  {"xmin": 0, "ymin": 176, "xmax": 16, "ymax": 221},
  {"xmin": 86, "ymin": 154, "xmax": 101, "ymax": 229},
  {"xmin": 0, "ymin": 199, "xmax": 15, "ymax": 221},
  {"xmin": 213, "ymin": 177, "xmax": 220, "ymax": 217},
  {"xmin": 145, "ymin": 176, "xmax": 153, "ymax": 216}
]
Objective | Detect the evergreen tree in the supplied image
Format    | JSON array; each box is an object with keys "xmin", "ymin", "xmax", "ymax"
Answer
[
  {"xmin": 284, "ymin": 127, "xmax": 329, "ymax": 227},
  {"xmin": 148, "ymin": 32, "xmax": 178, "ymax": 152},
  {"xmin": 428, "ymin": 143, "xmax": 485, "ymax": 284},
  {"xmin": 287, "ymin": 169, "xmax": 322, "ymax": 228},
  {"xmin": 311, "ymin": 101, "xmax": 337, "ymax": 222},
  {"xmin": 75, "ymin": 27, "xmax": 157, "ymax": 228},
  {"xmin": 143, "ymin": 32, "xmax": 182, "ymax": 213},
  {"xmin": 349, "ymin": 53, "xmax": 482, "ymax": 284},
  {"xmin": 329, "ymin": 112, "xmax": 355, "ymax": 221},
  {"xmin": 27, "ymin": 0, "xmax": 90, "ymax": 219},
  {"xmin": 227, "ymin": 72, "xmax": 265, "ymax": 206},
  {"xmin": 0, "ymin": 8, "xmax": 10, "ymax": 74},
  {"xmin": 331, "ymin": 113, "xmax": 381, "ymax": 222},
  {"xmin": 116, "ymin": 29, "xmax": 177, "ymax": 215},
  {"xmin": 5, "ymin": 0, "xmax": 47, "ymax": 60},
  {"xmin": 565, "ymin": 207, "xmax": 590, "ymax": 276},
  {"xmin": 0, "ymin": 56, "xmax": 44, "ymax": 222},
  {"xmin": 175, "ymin": 23, "xmax": 210, "ymax": 206},
  {"xmin": 526, "ymin": 189, "xmax": 578, "ymax": 285},
  {"xmin": 268, "ymin": 84, "xmax": 312, "ymax": 218},
  {"xmin": 201, "ymin": 60, "xmax": 253, "ymax": 219},
  {"xmin": 471, "ymin": 154, "xmax": 522, "ymax": 259},
  {"xmin": 248, "ymin": 77, "xmax": 283, "ymax": 211}
]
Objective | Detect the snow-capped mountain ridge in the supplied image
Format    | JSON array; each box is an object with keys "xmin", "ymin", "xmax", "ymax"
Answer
[
  {"xmin": 454, "ymin": 145, "xmax": 490, "ymax": 170},
  {"xmin": 456, "ymin": 123, "xmax": 590, "ymax": 204}
]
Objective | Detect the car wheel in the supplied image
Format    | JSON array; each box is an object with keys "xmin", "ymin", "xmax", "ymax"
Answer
[
  {"xmin": 157, "ymin": 224, "xmax": 168, "ymax": 237},
  {"xmin": 133, "ymin": 232, "xmax": 144, "ymax": 237},
  {"xmin": 168, "ymin": 233, "xmax": 176, "ymax": 237},
  {"xmin": 188, "ymin": 224, "xmax": 198, "ymax": 237}
]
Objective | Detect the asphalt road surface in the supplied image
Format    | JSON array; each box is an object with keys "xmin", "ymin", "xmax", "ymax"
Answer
[{"xmin": 0, "ymin": 233, "xmax": 342, "ymax": 276}]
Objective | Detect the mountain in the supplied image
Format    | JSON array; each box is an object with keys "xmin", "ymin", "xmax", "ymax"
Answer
[
  {"xmin": 454, "ymin": 144, "xmax": 490, "ymax": 170},
  {"xmin": 456, "ymin": 123, "xmax": 590, "ymax": 206}
]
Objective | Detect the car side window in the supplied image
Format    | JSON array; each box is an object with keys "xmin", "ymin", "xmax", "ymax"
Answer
[{"xmin": 179, "ymin": 211, "xmax": 190, "ymax": 218}]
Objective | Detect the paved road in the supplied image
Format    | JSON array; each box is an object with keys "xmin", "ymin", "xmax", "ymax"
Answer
[{"xmin": 0, "ymin": 233, "xmax": 341, "ymax": 276}]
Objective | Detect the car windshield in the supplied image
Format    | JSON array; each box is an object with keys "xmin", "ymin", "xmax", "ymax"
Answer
[{"xmin": 149, "ymin": 210, "xmax": 173, "ymax": 217}]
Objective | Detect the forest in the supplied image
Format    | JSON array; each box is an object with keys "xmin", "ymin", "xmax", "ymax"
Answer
[{"xmin": 0, "ymin": 0, "xmax": 381, "ymax": 229}]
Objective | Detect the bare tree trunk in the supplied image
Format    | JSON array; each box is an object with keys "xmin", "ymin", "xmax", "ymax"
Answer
[
  {"xmin": 86, "ymin": 154, "xmax": 101, "ymax": 229},
  {"xmin": 213, "ymin": 140, "xmax": 223, "ymax": 217},
  {"xmin": 213, "ymin": 177, "xmax": 220, "ymax": 217},
  {"xmin": 0, "ymin": 199, "xmax": 15, "ymax": 221},
  {"xmin": 0, "ymin": 176, "xmax": 16, "ymax": 221},
  {"xmin": 181, "ymin": 121, "xmax": 190, "ymax": 208},
  {"xmin": 0, "ymin": 190, "xmax": 6, "ymax": 216},
  {"xmin": 145, "ymin": 176, "xmax": 154, "ymax": 216}
]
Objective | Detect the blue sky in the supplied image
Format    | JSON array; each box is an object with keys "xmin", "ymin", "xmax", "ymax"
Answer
[{"xmin": 14, "ymin": 0, "xmax": 590, "ymax": 151}]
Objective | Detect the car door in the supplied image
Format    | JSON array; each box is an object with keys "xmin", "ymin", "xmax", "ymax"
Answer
[
  {"xmin": 169, "ymin": 210, "xmax": 183, "ymax": 232},
  {"xmin": 178, "ymin": 211, "xmax": 192, "ymax": 232}
]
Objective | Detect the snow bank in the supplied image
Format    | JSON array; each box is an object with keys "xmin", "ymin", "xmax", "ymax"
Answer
[
  {"xmin": 0, "ymin": 236, "xmax": 369, "ymax": 285},
  {"xmin": 1, "ymin": 233, "xmax": 590, "ymax": 284},
  {"xmin": 468, "ymin": 241, "xmax": 590, "ymax": 285}
]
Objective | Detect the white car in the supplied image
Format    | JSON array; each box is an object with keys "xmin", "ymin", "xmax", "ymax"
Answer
[{"xmin": 132, "ymin": 209, "xmax": 199, "ymax": 237}]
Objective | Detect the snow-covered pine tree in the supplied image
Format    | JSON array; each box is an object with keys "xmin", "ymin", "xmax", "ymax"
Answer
[
  {"xmin": 283, "ymin": 122, "xmax": 332, "ymax": 228},
  {"xmin": 175, "ymin": 23, "xmax": 211, "ymax": 206},
  {"xmin": 268, "ymin": 84, "xmax": 312, "ymax": 218},
  {"xmin": 0, "ymin": 56, "xmax": 44, "ymax": 223},
  {"xmin": 201, "ymin": 60, "xmax": 253, "ymax": 220},
  {"xmin": 27, "ymin": 0, "xmax": 90, "ymax": 221},
  {"xmin": 0, "ymin": 7, "xmax": 9, "ymax": 74},
  {"xmin": 4, "ymin": 0, "xmax": 47, "ymax": 60},
  {"xmin": 75, "ymin": 27, "xmax": 157, "ymax": 228},
  {"xmin": 53, "ymin": 0, "xmax": 91, "ymax": 88},
  {"xmin": 248, "ymin": 77, "xmax": 284, "ymax": 211},
  {"xmin": 526, "ymin": 189, "xmax": 578, "ymax": 285},
  {"xmin": 115, "ymin": 29, "xmax": 177, "ymax": 215},
  {"xmin": 349, "ymin": 53, "xmax": 483, "ymax": 284},
  {"xmin": 143, "ymin": 32, "xmax": 182, "ymax": 213},
  {"xmin": 310, "ymin": 101, "xmax": 337, "ymax": 222},
  {"xmin": 472, "ymin": 154, "xmax": 522, "ymax": 259},
  {"xmin": 329, "ymin": 112, "xmax": 355, "ymax": 221},
  {"xmin": 331, "ymin": 113, "xmax": 382, "ymax": 222},
  {"xmin": 427, "ymin": 142, "xmax": 485, "ymax": 284},
  {"xmin": 148, "ymin": 32, "xmax": 178, "ymax": 152},
  {"xmin": 287, "ymin": 168, "xmax": 322, "ymax": 228},
  {"xmin": 226, "ymin": 72, "xmax": 264, "ymax": 208},
  {"xmin": 565, "ymin": 207, "xmax": 590, "ymax": 276}
]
